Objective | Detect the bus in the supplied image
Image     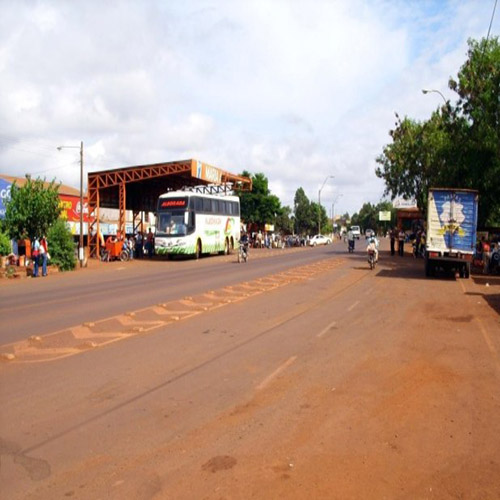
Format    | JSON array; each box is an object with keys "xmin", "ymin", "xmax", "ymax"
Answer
[{"xmin": 155, "ymin": 189, "xmax": 241, "ymax": 258}]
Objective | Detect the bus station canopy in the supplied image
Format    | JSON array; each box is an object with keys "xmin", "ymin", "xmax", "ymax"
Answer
[{"xmin": 87, "ymin": 159, "xmax": 251, "ymax": 258}]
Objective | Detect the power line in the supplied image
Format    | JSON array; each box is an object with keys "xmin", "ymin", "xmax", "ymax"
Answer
[
  {"xmin": 487, "ymin": 0, "xmax": 498, "ymax": 40},
  {"xmin": 30, "ymin": 160, "xmax": 80, "ymax": 176}
]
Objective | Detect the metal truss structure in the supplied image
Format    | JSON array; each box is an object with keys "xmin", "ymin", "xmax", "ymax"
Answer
[{"xmin": 87, "ymin": 159, "xmax": 251, "ymax": 258}]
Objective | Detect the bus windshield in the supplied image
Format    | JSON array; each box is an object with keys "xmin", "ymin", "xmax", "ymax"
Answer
[{"xmin": 157, "ymin": 210, "xmax": 188, "ymax": 236}]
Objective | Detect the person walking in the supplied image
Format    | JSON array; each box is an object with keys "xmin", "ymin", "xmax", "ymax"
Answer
[
  {"xmin": 32, "ymin": 237, "xmax": 41, "ymax": 277},
  {"xmin": 398, "ymin": 228, "xmax": 405, "ymax": 256},
  {"xmin": 40, "ymin": 235, "xmax": 49, "ymax": 276},
  {"xmin": 389, "ymin": 227, "xmax": 396, "ymax": 256}
]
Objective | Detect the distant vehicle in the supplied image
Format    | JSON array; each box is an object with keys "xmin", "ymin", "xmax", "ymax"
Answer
[
  {"xmin": 365, "ymin": 229, "xmax": 375, "ymax": 239},
  {"xmin": 425, "ymin": 188, "xmax": 478, "ymax": 279},
  {"xmin": 309, "ymin": 234, "xmax": 332, "ymax": 246},
  {"xmin": 350, "ymin": 226, "xmax": 361, "ymax": 239}
]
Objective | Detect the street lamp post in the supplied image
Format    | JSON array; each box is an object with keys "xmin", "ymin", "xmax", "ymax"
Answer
[
  {"xmin": 57, "ymin": 141, "xmax": 84, "ymax": 268},
  {"xmin": 318, "ymin": 175, "xmax": 334, "ymax": 234},
  {"xmin": 331, "ymin": 194, "xmax": 343, "ymax": 229},
  {"xmin": 422, "ymin": 88, "xmax": 447, "ymax": 105}
]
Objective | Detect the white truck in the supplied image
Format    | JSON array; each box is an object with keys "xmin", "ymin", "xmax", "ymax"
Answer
[
  {"xmin": 425, "ymin": 188, "xmax": 478, "ymax": 279},
  {"xmin": 350, "ymin": 225, "xmax": 361, "ymax": 239}
]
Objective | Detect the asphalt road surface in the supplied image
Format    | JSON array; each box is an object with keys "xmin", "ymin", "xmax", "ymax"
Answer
[{"xmin": 1, "ymin": 239, "xmax": 499, "ymax": 499}]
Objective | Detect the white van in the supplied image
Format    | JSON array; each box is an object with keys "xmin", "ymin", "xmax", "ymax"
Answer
[{"xmin": 350, "ymin": 226, "xmax": 361, "ymax": 239}]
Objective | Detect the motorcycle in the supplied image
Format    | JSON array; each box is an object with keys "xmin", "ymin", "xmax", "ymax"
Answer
[
  {"xmin": 368, "ymin": 249, "xmax": 376, "ymax": 269},
  {"xmin": 348, "ymin": 239, "xmax": 355, "ymax": 253},
  {"xmin": 238, "ymin": 242, "xmax": 249, "ymax": 263}
]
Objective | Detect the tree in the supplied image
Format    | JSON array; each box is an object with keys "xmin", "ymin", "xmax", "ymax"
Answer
[
  {"xmin": 449, "ymin": 37, "xmax": 500, "ymax": 226},
  {"xmin": 275, "ymin": 205, "xmax": 294, "ymax": 234},
  {"xmin": 0, "ymin": 229, "xmax": 11, "ymax": 255},
  {"xmin": 47, "ymin": 219, "xmax": 76, "ymax": 271},
  {"xmin": 237, "ymin": 172, "xmax": 281, "ymax": 227},
  {"xmin": 376, "ymin": 37, "xmax": 500, "ymax": 226},
  {"xmin": 4, "ymin": 176, "xmax": 61, "ymax": 240},
  {"xmin": 293, "ymin": 188, "xmax": 315, "ymax": 235}
]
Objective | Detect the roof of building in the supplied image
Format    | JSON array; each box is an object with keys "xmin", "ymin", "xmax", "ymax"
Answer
[{"xmin": 0, "ymin": 174, "xmax": 81, "ymax": 197}]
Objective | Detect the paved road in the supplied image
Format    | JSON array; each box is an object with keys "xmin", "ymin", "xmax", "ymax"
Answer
[
  {"xmin": 1, "ymin": 240, "xmax": 499, "ymax": 499},
  {"xmin": 0, "ymin": 243, "xmax": 341, "ymax": 344}
]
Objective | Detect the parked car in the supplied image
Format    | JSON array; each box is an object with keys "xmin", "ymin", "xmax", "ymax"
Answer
[
  {"xmin": 309, "ymin": 234, "xmax": 332, "ymax": 246},
  {"xmin": 365, "ymin": 229, "xmax": 375, "ymax": 239}
]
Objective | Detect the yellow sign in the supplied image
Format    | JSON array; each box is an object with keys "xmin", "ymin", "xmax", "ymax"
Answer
[{"xmin": 379, "ymin": 211, "xmax": 391, "ymax": 221}]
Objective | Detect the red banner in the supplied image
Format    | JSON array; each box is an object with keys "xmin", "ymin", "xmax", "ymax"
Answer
[{"xmin": 59, "ymin": 194, "xmax": 91, "ymax": 223}]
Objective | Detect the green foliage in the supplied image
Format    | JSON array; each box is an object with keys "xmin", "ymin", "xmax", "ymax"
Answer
[
  {"xmin": 4, "ymin": 176, "xmax": 61, "ymax": 240},
  {"xmin": 293, "ymin": 188, "xmax": 328, "ymax": 235},
  {"xmin": 351, "ymin": 201, "xmax": 396, "ymax": 233},
  {"xmin": 0, "ymin": 229, "xmax": 11, "ymax": 255},
  {"xmin": 275, "ymin": 205, "xmax": 294, "ymax": 234},
  {"xmin": 376, "ymin": 37, "xmax": 500, "ymax": 227},
  {"xmin": 47, "ymin": 219, "xmax": 76, "ymax": 271},
  {"xmin": 237, "ymin": 171, "xmax": 282, "ymax": 227}
]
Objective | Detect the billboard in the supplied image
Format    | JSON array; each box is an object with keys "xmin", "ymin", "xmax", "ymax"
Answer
[
  {"xmin": 59, "ymin": 194, "xmax": 91, "ymax": 223},
  {"xmin": 0, "ymin": 178, "xmax": 11, "ymax": 218},
  {"xmin": 191, "ymin": 160, "xmax": 223, "ymax": 184},
  {"xmin": 379, "ymin": 211, "xmax": 391, "ymax": 221}
]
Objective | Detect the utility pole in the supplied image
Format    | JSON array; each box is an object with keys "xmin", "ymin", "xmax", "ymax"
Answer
[
  {"xmin": 318, "ymin": 175, "xmax": 334, "ymax": 234},
  {"xmin": 79, "ymin": 141, "xmax": 84, "ymax": 268},
  {"xmin": 57, "ymin": 141, "xmax": 85, "ymax": 268}
]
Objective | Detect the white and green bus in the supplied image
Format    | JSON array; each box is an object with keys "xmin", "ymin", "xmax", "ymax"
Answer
[{"xmin": 155, "ymin": 189, "xmax": 240, "ymax": 258}]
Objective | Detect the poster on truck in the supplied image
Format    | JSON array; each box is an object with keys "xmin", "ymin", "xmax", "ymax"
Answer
[{"xmin": 427, "ymin": 189, "xmax": 478, "ymax": 253}]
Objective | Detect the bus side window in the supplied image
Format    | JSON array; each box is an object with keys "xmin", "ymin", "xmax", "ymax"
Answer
[
  {"xmin": 221, "ymin": 201, "xmax": 227, "ymax": 215},
  {"xmin": 211, "ymin": 200, "xmax": 217, "ymax": 214},
  {"xmin": 203, "ymin": 198, "xmax": 211, "ymax": 212},
  {"xmin": 194, "ymin": 197, "xmax": 203, "ymax": 211}
]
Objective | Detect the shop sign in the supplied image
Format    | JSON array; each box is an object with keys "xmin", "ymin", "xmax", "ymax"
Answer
[
  {"xmin": 0, "ymin": 179, "xmax": 12, "ymax": 218},
  {"xmin": 192, "ymin": 160, "xmax": 222, "ymax": 184},
  {"xmin": 59, "ymin": 194, "xmax": 91, "ymax": 223}
]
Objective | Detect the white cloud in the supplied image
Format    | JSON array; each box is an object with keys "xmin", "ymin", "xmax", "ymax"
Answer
[{"xmin": 0, "ymin": 0, "xmax": 498, "ymax": 216}]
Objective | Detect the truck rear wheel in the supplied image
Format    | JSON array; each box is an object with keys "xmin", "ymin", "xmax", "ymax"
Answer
[
  {"xmin": 425, "ymin": 258, "xmax": 432, "ymax": 277},
  {"xmin": 464, "ymin": 262, "xmax": 470, "ymax": 279}
]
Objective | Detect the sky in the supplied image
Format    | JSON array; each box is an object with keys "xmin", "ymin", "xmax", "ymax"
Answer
[{"xmin": 0, "ymin": 0, "xmax": 498, "ymax": 217}]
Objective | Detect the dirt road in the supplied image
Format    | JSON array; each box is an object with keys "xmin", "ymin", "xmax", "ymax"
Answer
[{"xmin": 1, "ymin": 242, "xmax": 499, "ymax": 499}]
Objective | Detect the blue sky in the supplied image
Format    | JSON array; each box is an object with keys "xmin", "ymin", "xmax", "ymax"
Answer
[{"xmin": 0, "ymin": 0, "xmax": 498, "ymax": 217}]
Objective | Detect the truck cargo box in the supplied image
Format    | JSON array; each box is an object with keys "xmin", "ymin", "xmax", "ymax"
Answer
[{"xmin": 425, "ymin": 188, "xmax": 478, "ymax": 278}]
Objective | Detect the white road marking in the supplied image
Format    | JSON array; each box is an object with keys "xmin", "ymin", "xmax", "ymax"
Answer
[
  {"xmin": 317, "ymin": 320, "xmax": 337, "ymax": 338},
  {"xmin": 347, "ymin": 300, "xmax": 360, "ymax": 312},
  {"xmin": 256, "ymin": 356, "xmax": 297, "ymax": 390}
]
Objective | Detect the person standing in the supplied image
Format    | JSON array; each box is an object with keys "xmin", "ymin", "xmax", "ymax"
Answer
[
  {"xmin": 32, "ymin": 237, "xmax": 41, "ymax": 277},
  {"xmin": 40, "ymin": 235, "xmax": 49, "ymax": 276},
  {"xmin": 128, "ymin": 236, "xmax": 134, "ymax": 260},
  {"xmin": 389, "ymin": 227, "xmax": 396, "ymax": 256},
  {"xmin": 482, "ymin": 238, "xmax": 491, "ymax": 275},
  {"xmin": 136, "ymin": 232, "xmax": 143, "ymax": 258},
  {"xmin": 398, "ymin": 228, "xmax": 405, "ymax": 256},
  {"xmin": 147, "ymin": 228, "xmax": 154, "ymax": 258}
]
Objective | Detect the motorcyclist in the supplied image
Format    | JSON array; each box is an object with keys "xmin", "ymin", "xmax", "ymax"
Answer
[
  {"xmin": 347, "ymin": 230, "xmax": 355, "ymax": 251},
  {"xmin": 366, "ymin": 235, "xmax": 379, "ymax": 262},
  {"xmin": 239, "ymin": 231, "xmax": 249, "ymax": 257}
]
